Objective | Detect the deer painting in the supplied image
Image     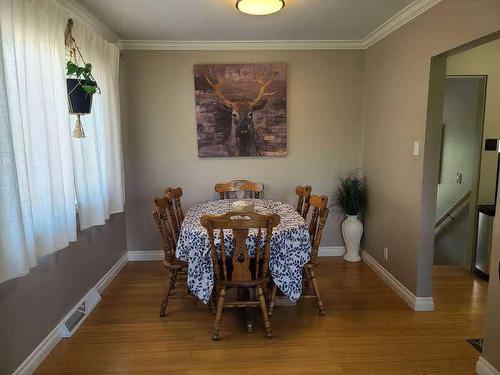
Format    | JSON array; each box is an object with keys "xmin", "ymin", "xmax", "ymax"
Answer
[
  {"xmin": 205, "ymin": 75, "xmax": 275, "ymax": 156},
  {"xmin": 194, "ymin": 64, "xmax": 287, "ymax": 158}
]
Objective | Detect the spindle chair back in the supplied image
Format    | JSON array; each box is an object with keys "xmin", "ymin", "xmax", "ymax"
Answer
[
  {"xmin": 295, "ymin": 185, "xmax": 312, "ymax": 219},
  {"xmin": 164, "ymin": 187, "xmax": 185, "ymax": 241},
  {"xmin": 215, "ymin": 179, "xmax": 264, "ymax": 199},
  {"xmin": 153, "ymin": 194, "xmax": 188, "ymax": 317}
]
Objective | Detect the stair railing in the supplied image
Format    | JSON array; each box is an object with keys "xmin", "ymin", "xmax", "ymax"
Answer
[{"xmin": 435, "ymin": 190, "xmax": 472, "ymax": 229}]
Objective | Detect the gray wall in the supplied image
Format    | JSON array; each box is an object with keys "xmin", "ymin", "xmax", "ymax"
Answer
[
  {"xmin": 120, "ymin": 50, "xmax": 366, "ymax": 252},
  {"xmin": 434, "ymin": 203, "xmax": 472, "ymax": 266},
  {"xmin": 0, "ymin": 213, "xmax": 126, "ymax": 375}
]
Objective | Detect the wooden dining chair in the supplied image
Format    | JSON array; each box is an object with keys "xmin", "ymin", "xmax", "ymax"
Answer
[
  {"xmin": 201, "ymin": 211, "xmax": 280, "ymax": 340},
  {"xmin": 296, "ymin": 185, "xmax": 312, "ymax": 219},
  {"xmin": 153, "ymin": 196, "xmax": 188, "ymax": 317},
  {"xmin": 164, "ymin": 187, "xmax": 185, "ymax": 242},
  {"xmin": 269, "ymin": 194, "xmax": 329, "ymax": 316},
  {"xmin": 215, "ymin": 179, "xmax": 264, "ymax": 199}
]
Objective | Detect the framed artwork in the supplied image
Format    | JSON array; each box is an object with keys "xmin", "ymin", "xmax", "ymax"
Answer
[{"xmin": 194, "ymin": 63, "xmax": 286, "ymax": 157}]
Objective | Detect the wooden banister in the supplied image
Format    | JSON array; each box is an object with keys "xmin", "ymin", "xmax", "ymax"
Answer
[{"xmin": 435, "ymin": 190, "xmax": 472, "ymax": 229}]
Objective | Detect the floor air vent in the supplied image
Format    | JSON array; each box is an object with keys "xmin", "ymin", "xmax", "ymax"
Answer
[{"xmin": 60, "ymin": 288, "xmax": 101, "ymax": 337}]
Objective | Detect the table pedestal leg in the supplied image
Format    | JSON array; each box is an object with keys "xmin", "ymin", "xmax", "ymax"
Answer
[
  {"xmin": 245, "ymin": 308, "xmax": 253, "ymax": 333},
  {"xmin": 238, "ymin": 287, "xmax": 254, "ymax": 333}
]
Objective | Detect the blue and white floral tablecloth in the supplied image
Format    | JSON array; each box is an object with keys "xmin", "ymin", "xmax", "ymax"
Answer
[{"xmin": 176, "ymin": 199, "xmax": 311, "ymax": 303}]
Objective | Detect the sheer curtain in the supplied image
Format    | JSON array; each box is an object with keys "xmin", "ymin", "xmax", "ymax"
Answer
[
  {"xmin": 70, "ymin": 20, "xmax": 124, "ymax": 230},
  {"xmin": 0, "ymin": 0, "xmax": 76, "ymax": 283},
  {"xmin": 0, "ymin": 0, "xmax": 125, "ymax": 283}
]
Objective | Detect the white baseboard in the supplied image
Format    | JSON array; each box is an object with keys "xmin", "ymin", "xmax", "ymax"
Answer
[
  {"xmin": 13, "ymin": 252, "xmax": 128, "ymax": 375},
  {"xmin": 95, "ymin": 253, "xmax": 129, "ymax": 293},
  {"xmin": 477, "ymin": 357, "xmax": 500, "ymax": 375},
  {"xmin": 127, "ymin": 246, "xmax": 345, "ymax": 262},
  {"xmin": 128, "ymin": 250, "xmax": 165, "ymax": 261},
  {"xmin": 12, "ymin": 325, "xmax": 62, "ymax": 375},
  {"xmin": 319, "ymin": 246, "xmax": 345, "ymax": 256},
  {"xmin": 361, "ymin": 251, "xmax": 434, "ymax": 312}
]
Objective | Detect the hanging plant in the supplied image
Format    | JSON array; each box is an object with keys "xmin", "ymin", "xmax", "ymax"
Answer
[{"xmin": 65, "ymin": 19, "xmax": 101, "ymax": 138}]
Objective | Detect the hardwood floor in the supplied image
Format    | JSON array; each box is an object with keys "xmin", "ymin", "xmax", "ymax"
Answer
[{"xmin": 36, "ymin": 258, "xmax": 488, "ymax": 374}]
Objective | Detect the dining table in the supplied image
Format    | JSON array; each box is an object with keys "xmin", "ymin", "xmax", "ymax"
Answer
[{"xmin": 176, "ymin": 199, "xmax": 312, "ymax": 306}]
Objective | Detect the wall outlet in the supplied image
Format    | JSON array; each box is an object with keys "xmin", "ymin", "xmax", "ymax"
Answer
[{"xmin": 383, "ymin": 247, "xmax": 389, "ymax": 261}]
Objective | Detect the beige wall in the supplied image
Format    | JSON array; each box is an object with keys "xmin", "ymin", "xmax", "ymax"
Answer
[
  {"xmin": 120, "ymin": 50, "xmax": 365, "ymax": 252},
  {"xmin": 362, "ymin": 0, "xmax": 500, "ymax": 298},
  {"xmin": 447, "ymin": 38, "xmax": 500, "ymax": 206}
]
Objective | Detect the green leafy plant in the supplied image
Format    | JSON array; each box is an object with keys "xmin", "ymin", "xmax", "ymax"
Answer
[
  {"xmin": 66, "ymin": 61, "xmax": 101, "ymax": 95},
  {"xmin": 334, "ymin": 172, "xmax": 367, "ymax": 218}
]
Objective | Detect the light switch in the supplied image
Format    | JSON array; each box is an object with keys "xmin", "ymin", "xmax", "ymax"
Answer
[
  {"xmin": 412, "ymin": 141, "xmax": 420, "ymax": 156},
  {"xmin": 456, "ymin": 172, "xmax": 463, "ymax": 184}
]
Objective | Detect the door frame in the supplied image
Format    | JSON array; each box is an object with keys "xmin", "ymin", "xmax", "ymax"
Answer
[{"xmin": 419, "ymin": 30, "xmax": 500, "ymax": 305}]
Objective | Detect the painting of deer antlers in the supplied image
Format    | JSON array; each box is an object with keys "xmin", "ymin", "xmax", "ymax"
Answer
[{"xmin": 194, "ymin": 64, "xmax": 286, "ymax": 157}]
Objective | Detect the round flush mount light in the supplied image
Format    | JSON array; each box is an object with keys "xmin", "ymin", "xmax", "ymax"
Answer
[{"xmin": 236, "ymin": 0, "xmax": 285, "ymax": 16}]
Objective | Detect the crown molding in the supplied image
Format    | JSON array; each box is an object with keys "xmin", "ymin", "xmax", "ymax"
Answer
[
  {"xmin": 118, "ymin": 39, "xmax": 365, "ymax": 51},
  {"xmin": 70, "ymin": 0, "xmax": 441, "ymax": 51},
  {"xmin": 56, "ymin": 0, "xmax": 119, "ymax": 42},
  {"xmin": 363, "ymin": 0, "xmax": 443, "ymax": 48}
]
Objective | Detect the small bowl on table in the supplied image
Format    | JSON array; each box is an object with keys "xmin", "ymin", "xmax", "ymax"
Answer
[{"xmin": 231, "ymin": 200, "xmax": 255, "ymax": 213}]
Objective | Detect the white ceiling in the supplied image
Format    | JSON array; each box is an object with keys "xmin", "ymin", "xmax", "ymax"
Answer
[{"xmin": 77, "ymin": 0, "xmax": 416, "ymax": 41}]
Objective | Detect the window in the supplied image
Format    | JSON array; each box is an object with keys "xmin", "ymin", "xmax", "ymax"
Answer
[{"xmin": 0, "ymin": 0, "xmax": 124, "ymax": 283}]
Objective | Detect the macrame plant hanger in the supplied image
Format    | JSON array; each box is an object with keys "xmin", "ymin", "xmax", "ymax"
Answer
[{"xmin": 65, "ymin": 19, "xmax": 87, "ymax": 138}]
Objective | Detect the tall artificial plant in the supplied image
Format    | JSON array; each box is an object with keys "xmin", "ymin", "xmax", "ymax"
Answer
[{"xmin": 334, "ymin": 172, "xmax": 367, "ymax": 219}]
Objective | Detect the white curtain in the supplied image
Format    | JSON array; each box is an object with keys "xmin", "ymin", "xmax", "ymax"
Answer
[
  {"xmin": 0, "ymin": 0, "xmax": 125, "ymax": 283},
  {"xmin": 0, "ymin": 0, "xmax": 76, "ymax": 283},
  {"xmin": 70, "ymin": 20, "xmax": 124, "ymax": 230}
]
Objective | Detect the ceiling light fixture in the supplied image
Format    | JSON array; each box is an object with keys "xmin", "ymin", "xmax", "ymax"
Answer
[{"xmin": 236, "ymin": 0, "xmax": 285, "ymax": 16}]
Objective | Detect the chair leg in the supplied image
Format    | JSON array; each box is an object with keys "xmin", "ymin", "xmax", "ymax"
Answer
[
  {"xmin": 268, "ymin": 284, "xmax": 278, "ymax": 316},
  {"xmin": 303, "ymin": 268, "xmax": 310, "ymax": 289},
  {"xmin": 209, "ymin": 286, "xmax": 217, "ymax": 315},
  {"xmin": 159, "ymin": 269, "xmax": 177, "ymax": 317},
  {"xmin": 307, "ymin": 268, "xmax": 326, "ymax": 315},
  {"xmin": 212, "ymin": 287, "xmax": 226, "ymax": 340},
  {"xmin": 257, "ymin": 286, "xmax": 273, "ymax": 338}
]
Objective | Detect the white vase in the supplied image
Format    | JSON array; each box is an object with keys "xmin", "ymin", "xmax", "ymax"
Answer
[{"xmin": 342, "ymin": 215, "xmax": 363, "ymax": 262}]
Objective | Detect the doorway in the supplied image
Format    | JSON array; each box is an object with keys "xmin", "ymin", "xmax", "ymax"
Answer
[
  {"xmin": 434, "ymin": 76, "xmax": 487, "ymax": 269},
  {"xmin": 419, "ymin": 30, "xmax": 500, "ymax": 363},
  {"xmin": 428, "ymin": 36, "xmax": 500, "ymax": 283}
]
